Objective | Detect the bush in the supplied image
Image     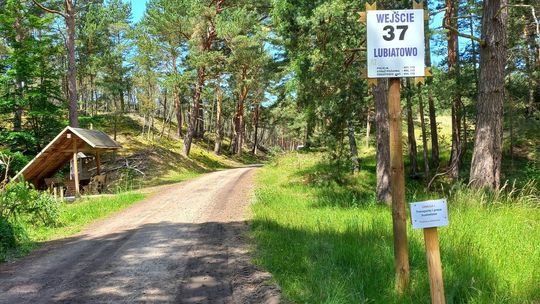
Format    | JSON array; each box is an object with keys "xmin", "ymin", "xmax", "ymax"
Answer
[
  {"xmin": 0, "ymin": 181, "xmax": 60, "ymax": 226},
  {"xmin": 0, "ymin": 181, "xmax": 60, "ymax": 260}
]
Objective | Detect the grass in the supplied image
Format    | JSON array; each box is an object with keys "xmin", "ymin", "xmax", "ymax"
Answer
[
  {"xmin": 251, "ymin": 152, "xmax": 540, "ymax": 303},
  {"xmin": 5, "ymin": 192, "xmax": 145, "ymax": 261}
]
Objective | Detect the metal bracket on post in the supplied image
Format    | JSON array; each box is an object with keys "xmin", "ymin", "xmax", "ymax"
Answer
[
  {"xmin": 359, "ymin": 3, "xmax": 378, "ymax": 87},
  {"xmin": 415, "ymin": 67, "xmax": 433, "ymax": 86}
]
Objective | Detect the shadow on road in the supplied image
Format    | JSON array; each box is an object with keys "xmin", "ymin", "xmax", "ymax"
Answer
[{"xmin": 0, "ymin": 221, "xmax": 280, "ymax": 304}]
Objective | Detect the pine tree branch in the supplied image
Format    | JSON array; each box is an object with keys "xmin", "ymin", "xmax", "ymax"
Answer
[
  {"xmin": 430, "ymin": 7, "xmax": 447, "ymax": 17},
  {"xmin": 445, "ymin": 24, "xmax": 486, "ymax": 47},
  {"xmin": 32, "ymin": 0, "xmax": 66, "ymax": 18}
]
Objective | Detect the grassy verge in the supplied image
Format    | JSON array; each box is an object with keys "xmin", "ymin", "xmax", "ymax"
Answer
[
  {"xmin": 6, "ymin": 192, "xmax": 145, "ymax": 260},
  {"xmin": 251, "ymin": 153, "xmax": 540, "ymax": 303}
]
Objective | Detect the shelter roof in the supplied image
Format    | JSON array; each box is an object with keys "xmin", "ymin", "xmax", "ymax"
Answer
[{"xmin": 13, "ymin": 127, "xmax": 121, "ymax": 187}]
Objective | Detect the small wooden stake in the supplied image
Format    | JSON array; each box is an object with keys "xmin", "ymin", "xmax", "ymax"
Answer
[
  {"xmin": 423, "ymin": 227, "xmax": 445, "ymax": 304},
  {"xmin": 388, "ymin": 77, "xmax": 410, "ymax": 293}
]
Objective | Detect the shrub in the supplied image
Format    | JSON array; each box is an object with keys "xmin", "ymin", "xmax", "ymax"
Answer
[
  {"xmin": 0, "ymin": 181, "xmax": 60, "ymax": 260},
  {"xmin": 0, "ymin": 181, "xmax": 60, "ymax": 226}
]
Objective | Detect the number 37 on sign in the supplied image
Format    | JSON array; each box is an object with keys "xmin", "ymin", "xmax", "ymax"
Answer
[{"xmin": 367, "ymin": 9, "xmax": 425, "ymax": 78}]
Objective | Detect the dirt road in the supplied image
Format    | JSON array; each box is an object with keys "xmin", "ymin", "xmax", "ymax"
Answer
[{"xmin": 0, "ymin": 167, "xmax": 280, "ymax": 303}]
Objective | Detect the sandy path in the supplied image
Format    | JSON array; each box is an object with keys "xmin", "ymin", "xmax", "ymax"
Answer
[{"xmin": 0, "ymin": 167, "xmax": 280, "ymax": 303}]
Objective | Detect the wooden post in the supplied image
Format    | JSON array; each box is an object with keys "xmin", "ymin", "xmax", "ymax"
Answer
[
  {"xmin": 95, "ymin": 152, "xmax": 101, "ymax": 175},
  {"xmin": 423, "ymin": 227, "xmax": 445, "ymax": 304},
  {"xmin": 72, "ymin": 138, "xmax": 80, "ymax": 197},
  {"xmin": 388, "ymin": 77, "xmax": 410, "ymax": 293}
]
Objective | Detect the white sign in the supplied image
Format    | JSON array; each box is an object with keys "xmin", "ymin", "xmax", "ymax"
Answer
[
  {"xmin": 410, "ymin": 199, "xmax": 449, "ymax": 229},
  {"xmin": 367, "ymin": 9, "xmax": 425, "ymax": 78}
]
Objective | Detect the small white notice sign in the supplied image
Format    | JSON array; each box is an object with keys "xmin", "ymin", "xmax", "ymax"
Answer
[
  {"xmin": 410, "ymin": 199, "xmax": 449, "ymax": 229},
  {"xmin": 367, "ymin": 9, "xmax": 425, "ymax": 78}
]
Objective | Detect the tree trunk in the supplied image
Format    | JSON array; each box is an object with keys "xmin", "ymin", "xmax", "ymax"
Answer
[
  {"xmin": 171, "ymin": 54, "xmax": 183, "ymax": 137},
  {"xmin": 365, "ymin": 109, "xmax": 371, "ymax": 148},
  {"xmin": 252, "ymin": 103, "xmax": 260, "ymax": 154},
  {"xmin": 468, "ymin": 1, "xmax": 479, "ymax": 88},
  {"xmin": 373, "ymin": 79, "xmax": 392, "ymax": 206},
  {"xmin": 405, "ymin": 79, "xmax": 419, "ymax": 176},
  {"xmin": 418, "ymin": 89, "xmax": 430, "ymax": 179},
  {"xmin": 425, "ymin": 0, "xmax": 439, "ymax": 168},
  {"xmin": 304, "ymin": 108, "xmax": 315, "ymax": 148},
  {"xmin": 525, "ymin": 25, "xmax": 536, "ymax": 117},
  {"xmin": 13, "ymin": 10, "xmax": 24, "ymax": 131},
  {"xmin": 347, "ymin": 120, "xmax": 360, "ymax": 174},
  {"xmin": 66, "ymin": 0, "xmax": 78, "ymax": 127},
  {"xmin": 234, "ymin": 68, "xmax": 249, "ymax": 157},
  {"xmin": 195, "ymin": 106, "xmax": 204, "ymax": 139},
  {"xmin": 445, "ymin": 0, "xmax": 462, "ymax": 181},
  {"xmin": 469, "ymin": 0, "xmax": 508, "ymax": 190},
  {"xmin": 428, "ymin": 91, "xmax": 439, "ymax": 168},
  {"xmin": 214, "ymin": 76, "xmax": 223, "ymax": 155},
  {"xmin": 183, "ymin": 66, "xmax": 205, "ymax": 156}
]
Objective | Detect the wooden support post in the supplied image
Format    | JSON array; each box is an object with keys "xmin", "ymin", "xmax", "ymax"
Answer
[
  {"xmin": 96, "ymin": 152, "xmax": 101, "ymax": 175},
  {"xmin": 388, "ymin": 77, "xmax": 410, "ymax": 293},
  {"xmin": 423, "ymin": 227, "xmax": 445, "ymax": 304},
  {"xmin": 72, "ymin": 139, "xmax": 80, "ymax": 197}
]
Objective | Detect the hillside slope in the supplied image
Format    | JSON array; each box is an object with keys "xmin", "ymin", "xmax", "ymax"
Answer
[{"xmin": 77, "ymin": 114, "xmax": 263, "ymax": 190}]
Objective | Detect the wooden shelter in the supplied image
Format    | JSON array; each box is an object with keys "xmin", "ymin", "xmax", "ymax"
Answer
[{"xmin": 14, "ymin": 127, "xmax": 121, "ymax": 196}]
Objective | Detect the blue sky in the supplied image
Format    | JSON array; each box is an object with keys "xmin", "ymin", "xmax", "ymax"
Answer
[{"xmin": 128, "ymin": 0, "xmax": 147, "ymax": 23}]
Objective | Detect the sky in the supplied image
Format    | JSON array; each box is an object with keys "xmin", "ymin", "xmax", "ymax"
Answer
[{"xmin": 128, "ymin": 0, "xmax": 148, "ymax": 23}]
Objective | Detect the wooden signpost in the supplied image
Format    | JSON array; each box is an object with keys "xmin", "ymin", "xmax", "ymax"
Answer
[
  {"xmin": 360, "ymin": 1, "xmax": 442, "ymax": 301},
  {"xmin": 410, "ymin": 199, "xmax": 448, "ymax": 304}
]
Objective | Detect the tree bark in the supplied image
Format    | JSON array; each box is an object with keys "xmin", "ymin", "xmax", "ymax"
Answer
[
  {"xmin": 171, "ymin": 55, "xmax": 183, "ymax": 137},
  {"xmin": 469, "ymin": 0, "xmax": 508, "ymax": 190},
  {"xmin": 445, "ymin": 0, "xmax": 462, "ymax": 181},
  {"xmin": 252, "ymin": 104, "xmax": 260, "ymax": 154},
  {"xmin": 373, "ymin": 79, "xmax": 392, "ymax": 206},
  {"xmin": 525, "ymin": 25, "xmax": 536, "ymax": 117},
  {"xmin": 425, "ymin": 0, "xmax": 439, "ymax": 168},
  {"xmin": 405, "ymin": 79, "xmax": 419, "ymax": 176},
  {"xmin": 347, "ymin": 119, "xmax": 360, "ymax": 174},
  {"xmin": 13, "ymin": 9, "xmax": 24, "ymax": 131},
  {"xmin": 427, "ymin": 91, "xmax": 439, "ymax": 168},
  {"xmin": 365, "ymin": 109, "xmax": 372, "ymax": 148},
  {"xmin": 418, "ymin": 88, "xmax": 430, "ymax": 179},
  {"xmin": 214, "ymin": 76, "xmax": 223, "ymax": 154},
  {"xmin": 234, "ymin": 67, "xmax": 249, "ymax": 156},
  {"xmin": 183, "ymin": 66, "xmax": 205, "ymax": 156},
  {"xmin": 65, "ymin": 0, "xmax": 78, "ymax": 127}
]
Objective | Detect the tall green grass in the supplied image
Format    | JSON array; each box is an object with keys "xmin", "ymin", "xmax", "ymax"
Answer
[{"xmin": 251, "ymin": 153, "xmax": 540, "ymax": 303}]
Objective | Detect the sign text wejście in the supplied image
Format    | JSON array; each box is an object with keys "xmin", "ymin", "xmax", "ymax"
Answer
[{"xmin": 367, "ymin": 9, "xmax": 425, "ymax": 78}]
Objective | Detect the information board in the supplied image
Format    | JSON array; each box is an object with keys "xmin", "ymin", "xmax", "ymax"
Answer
[
  {"xmin": 410, "ymin": 199, "xmax": 449, "ymax": 229},
  {"xmin": 367, "ymin": 9, "xmax": 425, "ymax": 78}
]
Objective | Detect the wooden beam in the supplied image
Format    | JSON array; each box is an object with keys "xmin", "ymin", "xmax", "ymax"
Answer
[{"xmin": 388, "ymin": 77, "xmax": 410, "ymax": 293}]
